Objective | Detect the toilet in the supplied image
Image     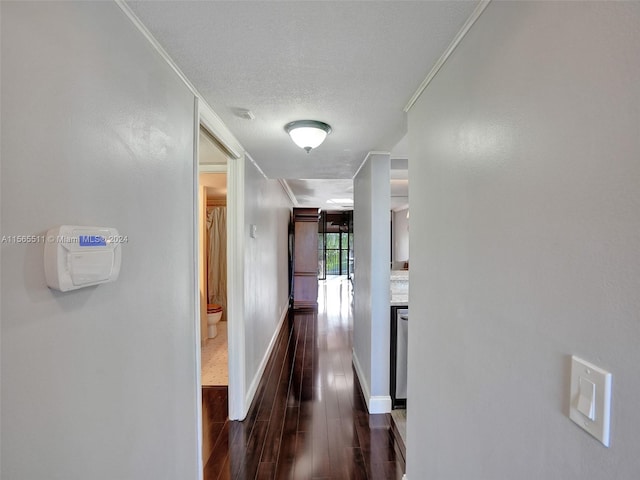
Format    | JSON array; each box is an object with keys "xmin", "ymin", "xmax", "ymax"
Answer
[{"xmin": 206, "ymin": 303, "xmax": 223, "ymax": 339}]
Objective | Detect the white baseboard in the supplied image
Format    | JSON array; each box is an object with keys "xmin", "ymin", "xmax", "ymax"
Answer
[
  {"xmin": 369, "ymin": 395, "xmax": 392, "ymax": 414},
  {"xmin": 352, "ymin": 350, "xmax": 371, "ymax": 404},
  {"xmin": 352, "ymin": 350, "xmax": 392, "ymax": 414},
  {"xmin": 244, "ymin": 306, "xmax": 288, "ymax": 415}
]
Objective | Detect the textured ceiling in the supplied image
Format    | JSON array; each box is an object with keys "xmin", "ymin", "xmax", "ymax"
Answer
[
  {"xmin": 127, "ymin": 0, "xmax": 478, "ymax": 204},
  {"xmin": 286, "ymin": 179, "xmax": 354, "ymax": 209}
]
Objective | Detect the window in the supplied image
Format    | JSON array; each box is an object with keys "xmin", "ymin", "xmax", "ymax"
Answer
[{"xmin": 318, "ymin": 211, "xmax": 352, "ymax": 279}]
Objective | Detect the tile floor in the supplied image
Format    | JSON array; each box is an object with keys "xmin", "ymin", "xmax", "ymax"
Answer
[{"xmin": 201, "ymin": 321, "xmax": 228, "ymax": 386}]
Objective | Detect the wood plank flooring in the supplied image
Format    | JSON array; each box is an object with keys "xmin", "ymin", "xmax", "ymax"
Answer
[{"xmin": 203, "ymin": 277, "xmax": 405, "ymax": 480}]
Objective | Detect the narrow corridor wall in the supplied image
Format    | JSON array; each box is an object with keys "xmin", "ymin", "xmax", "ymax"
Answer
[
  {"xmin": 242, "ymin": 158, "xmax": 293, "ymax": 417},
  {"xmin": 1, "ymin": 3, "xmax": 199, "ymax": 478},
  {"xmin": 353, "ymin": 153, "xmax": 391, "ymax": 413},
  {"xmin": 407, "ymin": 2, "xmax": 640, "ymax": 478}
]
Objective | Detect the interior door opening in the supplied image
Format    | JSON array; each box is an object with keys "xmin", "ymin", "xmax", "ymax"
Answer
[
  {"xmin": 318, "ymin": 210, "xmax": 353, "ymax": 281},
  {"xmin": 198, "ymin": 126, "xmax": 230, "ymax": 471}
]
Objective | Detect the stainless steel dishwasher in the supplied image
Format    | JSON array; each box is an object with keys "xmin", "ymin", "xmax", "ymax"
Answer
[{"xmin": 391, "ymin": 306, "xmax": 408, "ymax": 408}]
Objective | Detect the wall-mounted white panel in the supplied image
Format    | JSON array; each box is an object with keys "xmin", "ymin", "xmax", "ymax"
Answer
[{"xmin": 569, "ymin": 356, "xmax": 612, "ymax": 447}]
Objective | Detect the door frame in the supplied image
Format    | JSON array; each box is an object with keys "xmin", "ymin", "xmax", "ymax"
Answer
[{"xmin": 197, "ymin": 100, "xmax": 246, "ymax": 423}]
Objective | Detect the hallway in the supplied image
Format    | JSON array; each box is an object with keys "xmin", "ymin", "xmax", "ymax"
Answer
[{"xmin": 203, "ymin": 276, "xmax": 405, "ymax": 480}]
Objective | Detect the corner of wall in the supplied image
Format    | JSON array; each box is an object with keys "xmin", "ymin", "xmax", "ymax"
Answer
[{"xmin": 352, "ymin": 349, "xmax": 391, "ymax": 414}]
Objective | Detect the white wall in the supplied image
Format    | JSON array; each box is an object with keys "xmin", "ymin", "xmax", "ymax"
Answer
[
  {"xmin": 242, "ymin": 157, "xmax": 292, "ymax": 415},
  {"xmin": 1, "ymin": 2, "xmax": 200, "ymax": 479},
  {"xmin": 353, "ymin": 153, "xmax": 391, "ymax": 413},
  {"xmin": 407, "ymin": 2, "xmax": 640, "ymax": 478},
  {"xmin": 392, "ymin": 208, "xmax": 409, "ymax": 266}
]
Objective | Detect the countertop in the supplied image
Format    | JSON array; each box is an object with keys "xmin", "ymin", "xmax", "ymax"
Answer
[
  {"xmin": 390, "ymin": 269, "xmax": 409, "ymax": 281},
  {"xmin": 391, "ymin": 294, "xmax": 408, "ymax": 306},
  {"xmin": 390, "ymin": 269, "xmax": 409, "ymax": 306}
]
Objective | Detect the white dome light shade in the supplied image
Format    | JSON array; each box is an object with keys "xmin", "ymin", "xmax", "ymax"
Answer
[
  {"xmin": 289, "ymin": 127, "xmax": 327, "ymax": 151},
  {"xmin": 284, "ymin": 120, "xmax": 332, "ymax": 153}
]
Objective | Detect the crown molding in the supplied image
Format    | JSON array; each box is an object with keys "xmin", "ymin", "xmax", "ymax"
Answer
[
  {"xmin": 245, "ymin": 152, "xmax": 267, "ymax": 179},
  {"xmin": 278, "ymin": 180, "xmax": 299, "ymax": 207},
  {"xmin": 404, "ymin": 0, "xmax": 491, "ymax": 112},
  {"xmin": 115, "ymin": 0, "xmax": 244, "ymax": 159},
  {"xmin": 352, "ymin": 151, "xmax": 391, "ymax": 179}
]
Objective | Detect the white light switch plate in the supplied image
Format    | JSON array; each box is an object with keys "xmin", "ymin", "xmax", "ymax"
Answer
[{"xmin": 569, "ymin": 356, "xmax": 612, "ymax": 446}]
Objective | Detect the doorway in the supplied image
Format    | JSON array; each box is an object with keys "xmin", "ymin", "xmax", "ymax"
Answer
[
  {"xmin": 198, "ymin": 126, "xmax": 230, "ymax": 469},
  {"xmin": 199, "ymin": 170, "xmax": 228, "ymax": 386},
  {"xmin": 196, "ymin": 102, "xmax": 246, "ymax": 473},
  {"xmin": 318, "ymin": 210, "xmax": 353, "ymax": 280}
]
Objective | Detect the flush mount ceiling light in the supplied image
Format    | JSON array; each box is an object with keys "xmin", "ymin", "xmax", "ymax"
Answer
[{"xmin": 284, "ymin": 120, "xmax": 332, "ymax": 153}]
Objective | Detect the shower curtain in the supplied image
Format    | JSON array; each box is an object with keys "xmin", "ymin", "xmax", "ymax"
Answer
[{"xmin": 207, "ymin": 207, "xmax": 227, "ymax": 320}]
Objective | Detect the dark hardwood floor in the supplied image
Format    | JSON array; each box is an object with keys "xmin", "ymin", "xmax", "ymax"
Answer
[{"xmin": 203, "ymin": 277, "xmax": 405, "ymax": 480}]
